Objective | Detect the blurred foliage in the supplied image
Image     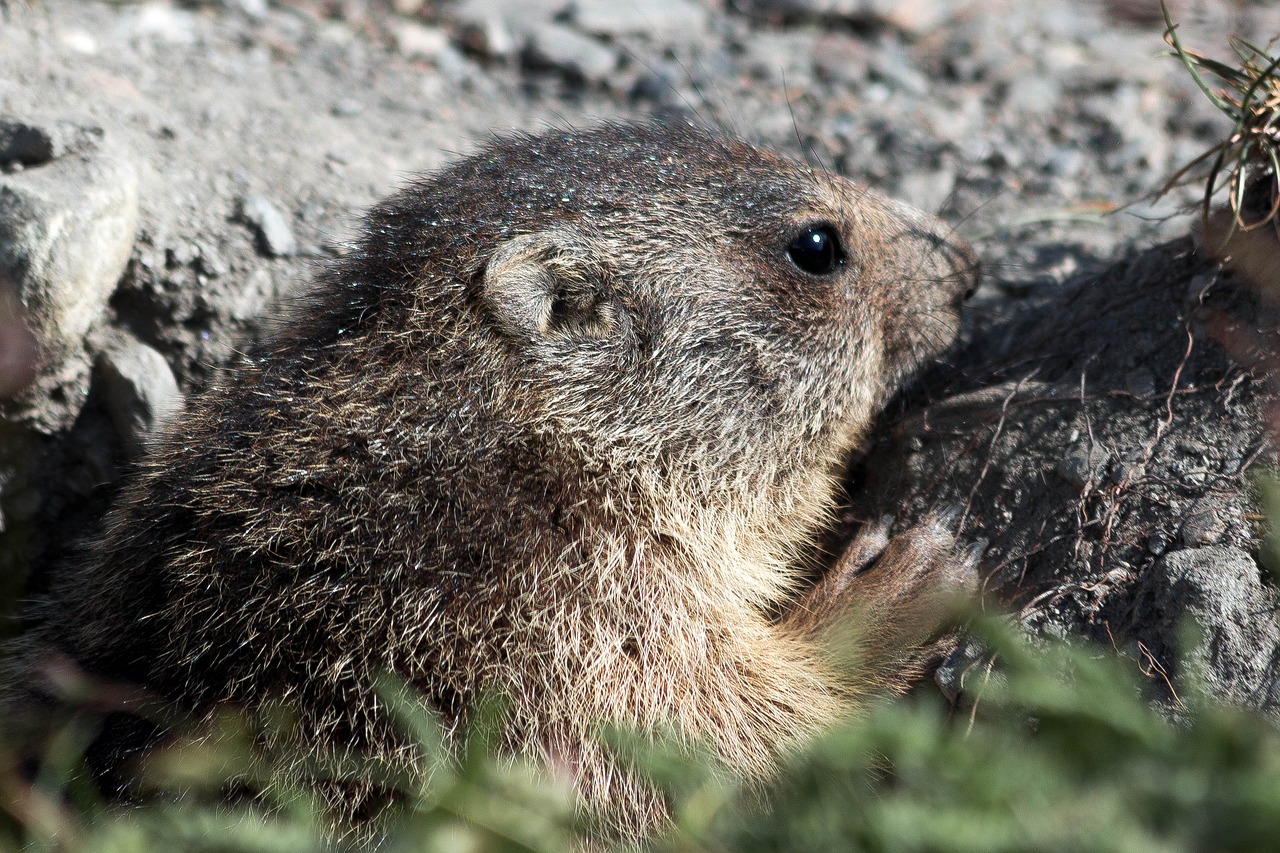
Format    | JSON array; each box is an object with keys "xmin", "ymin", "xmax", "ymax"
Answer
[
  {"xmin": 7, "ymin": 615, "xmax": 1280, "ymax": 852},
  {"xmin": 1255, "ymin": 471, "xmax": 1280, "ymax": 585}
]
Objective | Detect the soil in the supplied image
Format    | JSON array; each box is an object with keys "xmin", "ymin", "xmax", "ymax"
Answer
[
  {"xmin": 854, "ymin": 239, "xmax": 1277, "ymax": 710},
  {"xmin": 0, "ymin": 0, "xmax": 1277, "ymax": 706}
]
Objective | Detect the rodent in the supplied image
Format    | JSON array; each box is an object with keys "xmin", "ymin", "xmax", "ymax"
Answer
[{"xmin": 4, "ymin": 122, "xmax": 980, "ymax": 841}]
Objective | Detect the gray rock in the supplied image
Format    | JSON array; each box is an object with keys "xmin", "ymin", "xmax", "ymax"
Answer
[
  {"xmin": 435, "ymin": 43, "xmax": 474, "ymax": 85},
  {"xmin": 127, "ymin": 2, "xmax": 199, "ymax": 46},
  {"xmin": 1123, "ymin": 368, "xmax": 1156, "ymax": 397},
  {"xmin": 330, "ymin": 99, "xmax": 364, "ymax": 117},
  {"xmin": 95, "ymin": 336, "xmax": 183, "ymax": 456},
  {"xmin": 1156, "ymin": 547, "xmax": 1280, "ymax": 709},
  {"xmin": 0, "ymin": 117, "xmax": 101, "ymax": 167},
  {"xmin": 743, "ymin": 0, "xmax": 963, "ymax": 33},
  {"xmin": 392, "ymin": 21, "xmax": 450, "ymax": 61},
  {"xmin": 873, "ymin": 0, "xmax": 965, "ymax": 33},
  {"xmin": 457, "ymin": 13, "xmax": 519, "ymax": 60},
  {"xmin": 1181, "ymin": 509, "xmax": 1227, "ymax": 547},
  {"xmin": 1055, "ymin": 443, "xmax": 1111, "ymax": 490},
  {"xmin": 193, "ymin": 241, "xmax": 227, "ymax": 278},
  {"xmin": 868, "ymin": 41, "xmax": 928, "ymax": 97},
  {"xmin": 0, "ymin": 121, "xmax": 138, "ymax": 358},
  {"xmin": 237, "ymin": 194, "xmax": 296, "ymax": 258},
  {"xmin": 223, "ymin": 0, "xmax": 268, "ymax": 20},
  {"xmin": 450, "ymin": 0, "xmax": 565, "ymax": 46},
  {"xmin": 524, "ymin": 23, "xmax": 618, "ymax": 83},
  {"xmin": 1046, "ymin": 146, "xmax": 1085, "ymax": 179},
  {"xmin": 926, "ymin": 93, "xmax": 985, "ymax": 150},
  {"xmin": 1147, "ymin": 531, "xmax": 1170, "ymax": 556},
  {"xmin": 934, "ymin": 636, "xmax": 998, "ymax": 704},
  {"xmin": 1079, "ymin": 31, "xmax": 1168, "ymax": 87},
  {"xmin": 569, "ymin": 0, "xmax": 709, "ymax": 40}
]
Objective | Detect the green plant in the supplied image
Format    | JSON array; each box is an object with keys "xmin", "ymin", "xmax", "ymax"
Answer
[
  {"xmin": 9, "ymin": 618, "xmax": 1280, "ymax": 852},
  {"xmin": 1160, "ymin": 2, "xmax": 1280, "ymax": 239}
]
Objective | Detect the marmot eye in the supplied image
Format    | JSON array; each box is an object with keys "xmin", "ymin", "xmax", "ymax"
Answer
[{"xmin": 787, "ymin": 225, "xmax": 845, "ymax": 276}]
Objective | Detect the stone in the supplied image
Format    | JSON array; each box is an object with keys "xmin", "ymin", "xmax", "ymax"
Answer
[
  {"xmin": 391, "ymin": 0, "xmax": 425, "ymax": 15},
  {"xmin": 1155, "ymin": 547, "xmax": 1280, "ymax": 709},
  {"xmin": 1147, "ymin": 531, "xmax": 1169, "ymax": 556},
  {"xmin": 0, "ymin": 122, "xmax": 62, "ymax": 167},
  {"xmin": 58, "ymin": 29, "xmax": 98, "ymax": 56},
  {"xmin": 330, "ymin": 99, "xmax": 364, "ymax": 117},
  {"xmin": 450, "ymin": 0, "xmax": 564, "ymax": 46},
  {"xmin": 1181, "ymin": 509, "xmax": 1227, "ymax": 547},
  {"xmin": 95, "ymin": 336, "xmax": 183, "ymax": 456},
  {"xmin": 0, "ymin": 121, "xmax": 138, "ymax": 358},
  {"xmin": 1046, "ymin": 146, "xmax": 1085, "ymax": 179},
  {"xmin": 569, "ymin": 0, "xmax": 710, "ymax": 40},
  {"xmin": 742, "ymin": 0, "xmax": 963, "ymax": 32},
  {"xmin": 237, "ymin": 194, "xmax": 296, "ymax": 258},
  {"xmin": 875, "ymin": 0, "xmax": 963, "ymax": 34},
  {"xmin": 1055, "ymin": 443, "xmax": 1111, "ymax": 490},
  {"xmin": 523, "ymin": 23, "xmax": 618, "ymax": 83},
  {"xmin": 393, "ymin": 22, "xmax": 450, "ymax": 61},
  {"xmin": 1123, "ymin": 368, "xmax": 1156, "ymax": 397},
  {"xmin": 1004, "ymin": 75, "xmax": 1061, "ymax": 118},
  {"xmin": 215, "ymin": 0, "xmax": 268, "ymax": 18},
  {"xmin": 457, "ymin": 14, "xmax": 519, "ymax": 60},
  {"xmin": 130, "ymin": 1, "xmax": 199, "ymax": 46},
  {"xmin": 741, "ymin": 30, "xmax": 816, "ymax": 83},
  {"xmin": 934, "ymin": 636, "xmax": 998, "ymax": 704},
  {"xmin": 869, "ymin": 41, "xmax": 929, "ymax": 97}
]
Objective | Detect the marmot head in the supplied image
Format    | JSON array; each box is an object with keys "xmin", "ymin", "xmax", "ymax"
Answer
[{"xmin": 317, "ymin": 123, "xmax": 977, "ymax": 535}]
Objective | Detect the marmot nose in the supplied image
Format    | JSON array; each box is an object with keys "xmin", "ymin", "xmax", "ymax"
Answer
[
  {"xmin": 924, "ymin": 227, "xmax": 981, "ymax": 307},
  {"xmin": 881, "ymin": 196, "xmax": 980, "ymax": 306}
]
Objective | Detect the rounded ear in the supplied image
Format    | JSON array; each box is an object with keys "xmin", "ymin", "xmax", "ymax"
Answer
[{"xmin": 480, "ymin": 228, "xmax": 623, "ymax": 342}]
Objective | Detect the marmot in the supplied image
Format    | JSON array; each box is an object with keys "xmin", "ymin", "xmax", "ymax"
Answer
[{"xmin": 6, "ymin": 122, "xmax": 980, "ymax": 840}]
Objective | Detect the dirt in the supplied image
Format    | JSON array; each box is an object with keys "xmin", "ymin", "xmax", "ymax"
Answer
[
  {"xmin": 851, "ymin": 239, "xmax": 1276, "ymax": 709},
  {"xmin": 0, "ymin": 0, "xmax": 1277, "ymax": 707}
]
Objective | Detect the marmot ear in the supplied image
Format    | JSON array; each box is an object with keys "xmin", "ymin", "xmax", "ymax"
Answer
[{"xmin": 480, "ymin": 229, "xmax": 622, "ymax": 341}]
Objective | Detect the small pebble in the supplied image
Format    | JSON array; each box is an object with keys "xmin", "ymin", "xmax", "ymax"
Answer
[
  {"xmin": 1181, "ymin": 510, "xmax": 1227, "ymax": 547},
  {"xmin": 238, "ymin": 194, "xmax": 296, "ymax": 258},
  {"xmin": 1056, "ymin": 444, "xmax": 1111, "ymax": 490}
]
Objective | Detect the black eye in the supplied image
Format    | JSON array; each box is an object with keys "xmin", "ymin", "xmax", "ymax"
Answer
[{"xmin": 787, "ymin": 225, "xmax": 845, "ymax": 276}]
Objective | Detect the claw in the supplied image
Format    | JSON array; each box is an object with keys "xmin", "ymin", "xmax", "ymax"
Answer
[
  {"xmin": 950, "ymin": 536, "xmax": 988, "ymax": 592},
  {"xmin": 868, "ymin": 513, "xmax": 895, "ymax": 538},
  {"xmin": 962, "ymin": 536, "xmax": 989, "ymax": 566},
  {"xmin": 932, "ymin": 504, "xmax": 964, "ymax": 531},
  {"xmin": 837, "ymin": 514, "xmax": 897, "ymax": 581}
]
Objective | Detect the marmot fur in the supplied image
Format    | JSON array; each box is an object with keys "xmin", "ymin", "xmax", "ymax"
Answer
[{"xmin": 7, "ymin": 122, "xmax": 980, "ymax": 841}]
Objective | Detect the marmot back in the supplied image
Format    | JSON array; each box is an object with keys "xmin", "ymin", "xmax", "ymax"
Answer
[{"xmin": 6, "ymin": 122, "xmax": 979, "ymax": 840}]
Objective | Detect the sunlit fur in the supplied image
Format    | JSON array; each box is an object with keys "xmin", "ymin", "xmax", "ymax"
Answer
[{"xmin": 6, "ymin": 123, "xmax": 978, "ymax": 841}]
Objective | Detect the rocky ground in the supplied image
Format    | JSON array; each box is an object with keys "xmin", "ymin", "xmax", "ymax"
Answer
[{"xmin": 1, "ymin": 0, "xmax": 1278, "ymax": 702}]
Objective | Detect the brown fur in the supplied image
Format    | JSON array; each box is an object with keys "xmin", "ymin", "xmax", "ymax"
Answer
[{"xmin": 6, "ymin": 123, "xmax": 979, "ymax": 840}]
